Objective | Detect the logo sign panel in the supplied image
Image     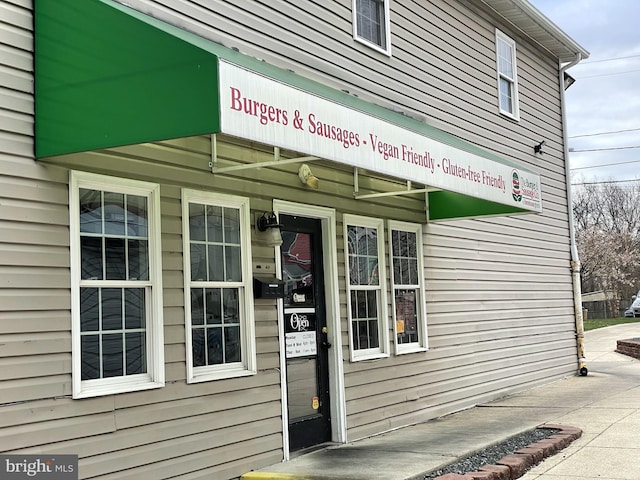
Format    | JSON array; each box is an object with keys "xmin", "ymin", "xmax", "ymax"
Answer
[
  {"xmin": 285, "ymin": 311, "xmax": 317, "ymax": 358},
  {"xmin": 219, "ymin": 61, "xmax": 542, "ymax": 212},
  {"xmin": 0, "ymin": 455, "xmax": 78, "ymax": 479}
]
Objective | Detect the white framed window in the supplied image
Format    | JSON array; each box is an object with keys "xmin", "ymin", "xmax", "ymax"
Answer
[
  {"xmin": 388, "ymin": 221, "xmax": 428, "ymax": 354},
  {"xmin": 496, "ymin": 29, "xmax": 519, "ymax": 120},
  {"xmin": 182, "ymin": 189, "xmax": 256, "ymax": 383},
  {"xmin": 344, "ymin": 214, "xmax": 389, "ymax": 361},
  {"xmin": 70, "ymin": 171, "xmax": 164, "ymax": 399},
  {"xmin": 353, "ymin": 0, "xmax": 391, "ymax": 55}
]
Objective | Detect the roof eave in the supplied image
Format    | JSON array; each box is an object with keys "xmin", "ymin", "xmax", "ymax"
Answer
[{"xmin": 481, "ymin": 0, "xmax": 590, "ymax": 62}]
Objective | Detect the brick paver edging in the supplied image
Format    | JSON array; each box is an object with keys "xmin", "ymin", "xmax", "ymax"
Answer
[
  {"xmin": 433, "ymin": 424, "xmax": 582, "ymax": 480},
  {"xmin": 616, "ymin": 338, "xmax": 640, "ymax": 360}
]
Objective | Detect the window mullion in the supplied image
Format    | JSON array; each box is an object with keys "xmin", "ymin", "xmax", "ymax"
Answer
[
  {"xmin": 98, "ymin": 288, "xmax": 104, "ymax": 379},
  {"xmin": 122, "ymin": 297, "xmax": 127, "ymax": 376},
  {"xmin": 123, "ymin": 195, "xmax": 129, "ymax": 281}
]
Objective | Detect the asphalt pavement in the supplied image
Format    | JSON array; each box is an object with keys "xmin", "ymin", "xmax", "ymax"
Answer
[{"xmin": 242, "ymin": 322, "xmax": 640, "ymax": 480}]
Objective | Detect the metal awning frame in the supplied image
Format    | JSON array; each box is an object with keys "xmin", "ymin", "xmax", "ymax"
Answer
[
  {"xmin": 208, "ymin": 134, "xmax": 321, "ymax": 174},
  {"xmin": 353, "ymin": 167, "xmax": 438, "ymax": 200},
  {"xmin": 209, "ymin": 135, "xmax": 439, "ymax": 201}
]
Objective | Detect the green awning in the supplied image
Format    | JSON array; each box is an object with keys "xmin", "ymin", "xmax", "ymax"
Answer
[
  {"xmin": 35, "ymin": 0, "xmax": 221, "ymax": 157},
  {"xmin": 34, "ymin": 0, "xmax": 542, "ymax": 219}
]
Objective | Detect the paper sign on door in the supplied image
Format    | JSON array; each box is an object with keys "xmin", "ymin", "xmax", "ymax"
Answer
[{"xmin": 285, "ymin": 311, "xmax": 317, "ymax": 358}]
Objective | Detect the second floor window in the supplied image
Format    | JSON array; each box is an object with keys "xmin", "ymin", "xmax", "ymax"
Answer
[
  {"xmin": 496, "ymin": 29, "xmax": 519, "ymax": 119},
  {"xmin": 353, "ymin": 0, "xmax": 391, "ymax": 55}
]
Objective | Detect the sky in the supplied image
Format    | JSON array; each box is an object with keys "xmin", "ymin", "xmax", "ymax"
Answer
[{"xmin": 529, "ymin": 0, "xmax": 640, "ymax": 185}]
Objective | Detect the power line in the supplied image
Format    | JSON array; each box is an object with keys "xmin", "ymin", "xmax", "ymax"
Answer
[
  {"xmin": 569, "ymin": 128, "xmax": 640, "ymax": 139},
  {"xmin": 571, "ymin": 178, "xmax": 640, "ymax": 186},
  {"xmin": 570, "ymin": 145, "xmax": 640, "ymax": 153},
  {"xmin": 580, "ymin": 54, "xmax": 640, "ymax": 64},
  {"xmin": 573, "ymin": 68, "xmax": 640, "ymax": 79},
  {"xmin": 571, "ymin": 159, "xmax": 640, "ymax": 171}
]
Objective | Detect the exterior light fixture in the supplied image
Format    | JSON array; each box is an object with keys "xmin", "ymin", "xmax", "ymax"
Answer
[
  {"xmin": 298, "ymin": 163, "xmax": 319, "ymax": 189},
  {"xmin": 534, "ymin": 140, "xmax": 545, "ymax": 155},
  {"xmin": 564, "ymin": 72, "xmax": 576, "ymax": 90},
  {"xmin": 256, "ymin": 211, "xmax": 283, "ymax": 247}
]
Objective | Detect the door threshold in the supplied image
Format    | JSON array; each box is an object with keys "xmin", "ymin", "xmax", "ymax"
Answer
[{"xmin": 290, "ymin": 442, "xmax": 338, "ymax": 459}]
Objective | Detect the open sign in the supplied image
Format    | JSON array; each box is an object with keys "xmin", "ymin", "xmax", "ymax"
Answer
[
  {"xmin": 285, "ymin": 312, "xmax": 316, "ymax": 334},
  {"xmin": 285, "ymin": 311, "xmax": 317, "ymax": 358}
]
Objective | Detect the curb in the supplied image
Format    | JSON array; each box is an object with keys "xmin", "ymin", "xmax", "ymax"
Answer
[{"xmin": 433, "ymin": 424, "xmax": 582, "ymax": 480}]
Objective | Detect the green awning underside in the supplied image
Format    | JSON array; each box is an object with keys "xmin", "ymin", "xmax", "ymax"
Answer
[{"xmin": 34, "ymin": 0, "xmax": 536, "ymax": 221}]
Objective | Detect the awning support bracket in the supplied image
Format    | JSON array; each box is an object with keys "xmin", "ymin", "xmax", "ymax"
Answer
[
  {"xmin": 209, "ymin": 134, "xmax": 217, "ymax": 173},
  {"xmin": 210, "ymin": 135, "xmax": 320, "ymax": 174},
  {"xmin": 353, "ymin": 167, "xmax": 436, "ymax": 200}
]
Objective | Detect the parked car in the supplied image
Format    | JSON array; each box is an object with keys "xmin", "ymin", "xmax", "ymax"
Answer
[{"xmin": 625, "ymin": 294, "xmax": 640, "ymax": 317}]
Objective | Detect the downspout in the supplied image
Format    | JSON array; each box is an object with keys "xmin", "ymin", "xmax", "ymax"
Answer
[{"xmin": 559, "ymin": 53, "xmax": 588, "ymax": 376}]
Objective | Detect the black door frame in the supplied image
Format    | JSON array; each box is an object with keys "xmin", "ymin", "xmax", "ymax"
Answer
[
  {"xmin": 273, "ymin": 201, "xmax": 346, "ymax": 460},
  {"xmin": 280, "ymin": 214, "xmax": 331, "ymax": 451}
]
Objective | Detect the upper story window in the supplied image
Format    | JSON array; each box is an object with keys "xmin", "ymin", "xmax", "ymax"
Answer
[
  {"xmin": 388, "ymin": 221, "xmax": 428, "ymax": 354},
  {"xmin": 344, "ymin": 215, "xmax": 389, "ymax": 361},
  {"xmin": 70, "ymin": 171, "xmax": 164, "ymax": 398},
  {"xmin": 496, "ymin": 29, "xmax": 519, "ymax": 120},
  {"xmin": 353, "ymin": 0, "xmax": 391, "ymax": 55},
  {"xmin": 182, "ymin": 189, "xmax": 256, "ymax": 383}
]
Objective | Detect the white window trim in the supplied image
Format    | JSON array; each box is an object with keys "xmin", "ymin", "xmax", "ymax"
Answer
[
  {"xmin": 344, "ymin": 214, "xmax": 389, "ymax": 361},
  {"xmin": 70, "ymin": 171, "xmax": 165, "ymax": 399},
  {"xmin": 495, "ymin": 29, "xmax": 520, "ymax": 120},
  {"xmin": 182, "ymin": 189, "xmax": 256, "ymax": 383},
  {"xmin": 388, "ymin": 220, "xmax": 428, "ymax": 355},
  {"xmin": 352, "ymin": 0, "xmax": 392, "ymax": 56}
]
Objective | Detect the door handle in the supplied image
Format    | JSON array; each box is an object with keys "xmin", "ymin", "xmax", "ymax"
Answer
[{"xmin": 321, "ymin": 340, "xmax": 332, "ymax": 349}]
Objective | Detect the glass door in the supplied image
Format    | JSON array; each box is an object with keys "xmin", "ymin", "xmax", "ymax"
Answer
[{"xmin": 280, "ymin": 214, "xmax": 331, "ymax": 451}]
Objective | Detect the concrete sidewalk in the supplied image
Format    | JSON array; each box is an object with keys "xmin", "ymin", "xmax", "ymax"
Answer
[
  {"xmin": 242, "ymin": 323, "xmax": 640, "ymax": 480},
  {"xmin": 520, "ymin": 324, "xmax": 640, "ymax": 480}
]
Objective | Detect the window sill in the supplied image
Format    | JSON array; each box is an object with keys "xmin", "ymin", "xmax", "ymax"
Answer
[
  {"xmin": 74, "ymin": 376, "xmax": 164, "ymax": 399},
  {"xmin": 187, "ymin": 367, "xmax": 257, "ymax": 384},
  {"xmin": 350, "ymin": 351, "xmax": 390, "ymax": 362},
  {"xmin": 354, "ymin": 36, "xmax": 391, "ymax": 57},
  {"xmin": 499, "ymin": 109, "xmax": 520, "ymax": 122},
  {"xmin": 395, "ymin": 345, "xmax": 429, "ymax": 356}
]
